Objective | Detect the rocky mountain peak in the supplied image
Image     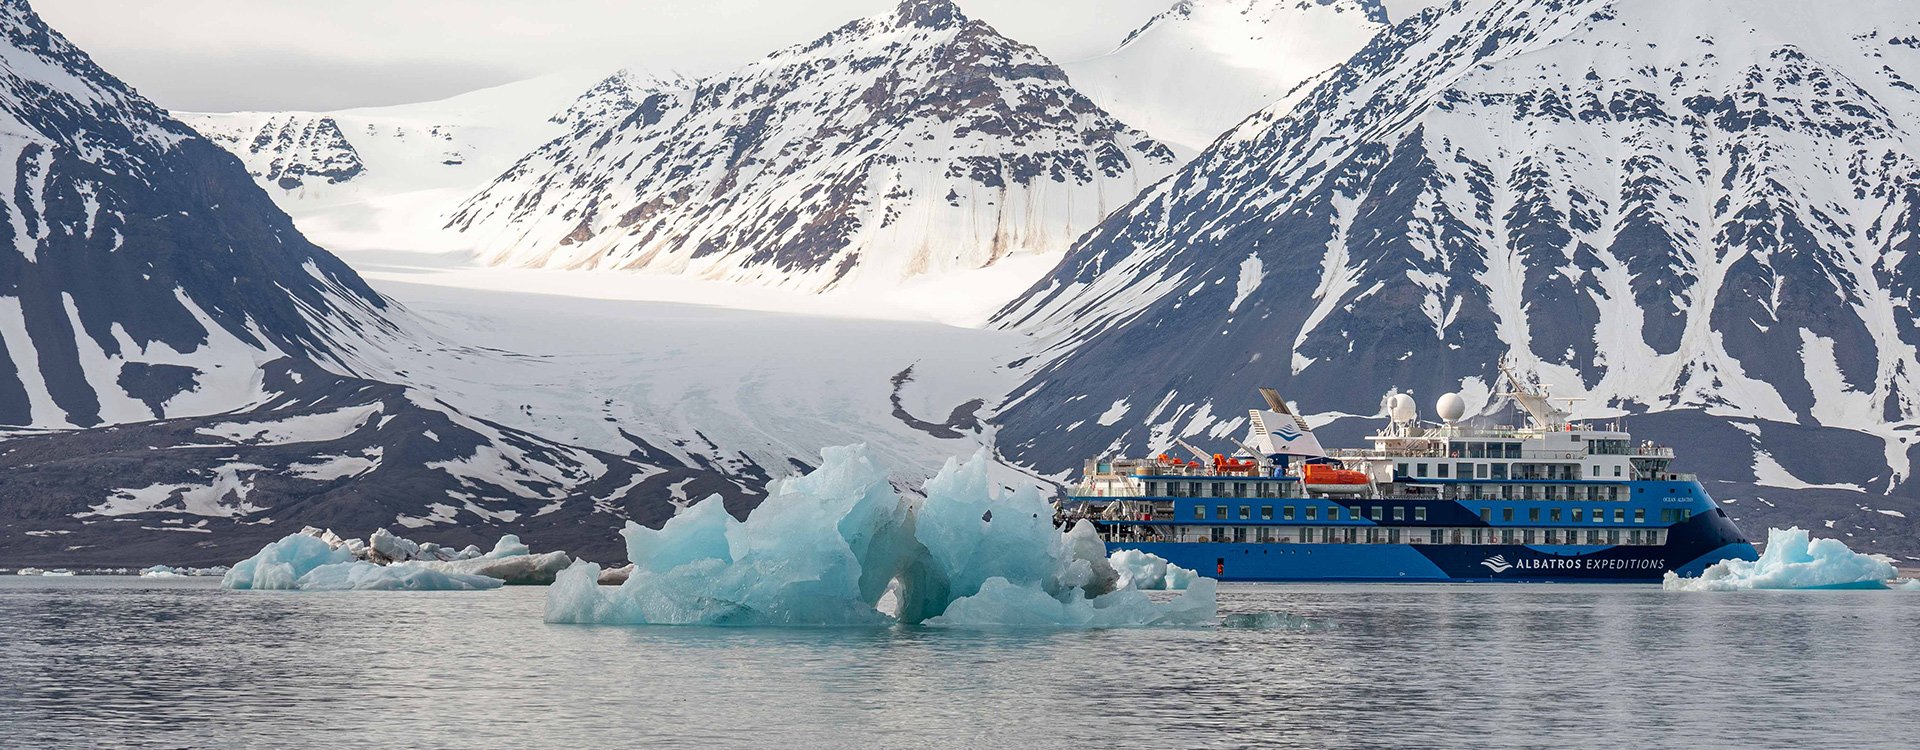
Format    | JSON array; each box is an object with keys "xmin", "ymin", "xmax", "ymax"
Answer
[{"xmin": 892, "ymin": 0, "xmax": 968, "ymax": 31}]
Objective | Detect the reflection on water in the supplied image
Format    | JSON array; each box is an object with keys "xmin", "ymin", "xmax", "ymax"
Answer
[{"xmin": 1, "ymin": 577, "xmax": 1913, "ymax": 749}]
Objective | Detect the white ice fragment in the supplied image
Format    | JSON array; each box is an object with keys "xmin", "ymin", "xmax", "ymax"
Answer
[
  {"xmin": 1663, "ymin": 528, "xmax": 1898, "ymax": 591},
  {"xmin": 1107, "ymin": 549, "xmax": 1199, "ymax": 590},
  {"xmin": 484, "ymin": 534, "xmax": 530, "ymax": 558},
  {"xmin": 368, "ymin": 528, "xmax": 422, "ymax": 562}
]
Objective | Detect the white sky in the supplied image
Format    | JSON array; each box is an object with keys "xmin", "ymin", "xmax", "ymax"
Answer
[{"xmin": 39, "ymin": 0, "xmax": 1181, "ymax": 112}]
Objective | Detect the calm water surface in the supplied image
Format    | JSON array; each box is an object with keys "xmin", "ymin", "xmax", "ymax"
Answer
[{"xmin": 0, "ymin": 577, "xmax": 1912, "ymax": 749}]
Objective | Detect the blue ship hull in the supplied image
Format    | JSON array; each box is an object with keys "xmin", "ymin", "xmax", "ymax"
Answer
[{"xmin": 1086, "ymin": 479, "xmax": 1758, "ymax": 583}]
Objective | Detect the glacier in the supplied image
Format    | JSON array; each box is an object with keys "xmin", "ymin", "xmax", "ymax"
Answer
[
  {"xmin": 1662, "ymin": 528, "xmax": 1900, "ymax": 591},
  {"xmin": 546, "ymin": 445, "xmax": 1218, "ymax": 627}
]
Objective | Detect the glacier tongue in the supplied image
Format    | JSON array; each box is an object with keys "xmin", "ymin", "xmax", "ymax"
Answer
[
  {"xmin": 545, "ymin": 445, "xmax": 1218, "ymax": 627},
  {"xmin": 1662, "ymin": 528, "xmax": 1900, "ymax": 591}
]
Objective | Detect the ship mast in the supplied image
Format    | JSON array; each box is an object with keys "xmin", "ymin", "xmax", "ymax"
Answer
[{"xmin": 1497, "ymin": 358, "xmax": 1579, "ymax": 430}]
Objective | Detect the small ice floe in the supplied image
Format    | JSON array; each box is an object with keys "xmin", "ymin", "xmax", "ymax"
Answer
[
  {"xmin": 546, "ymin": 445, "xmax": 1218, "ymax": 628},
  {"xmin": 42, "ymin": 569, "xmax": 76, "ymax": 577},
  {"xmin": 220, "ymin": 528, "xmax": 568, "ymax": 591},
  {"xmin": 14, "ymin": 567, "xmax": 46, "ymax": 576},
  {"xmin": 140, "ymin": 565, "xmax": 183, "ymax": 578},
  {"xmin": 1108, "ymin": 549, "xmax": 1199, "ymax": 591},
  {"xmin": 1662, "ymin": 528, "xmax": 1901, "ymax": 591}
]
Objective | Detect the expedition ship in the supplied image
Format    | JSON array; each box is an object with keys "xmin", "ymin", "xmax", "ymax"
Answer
[{"xmin": 1059, "ymin": 363, "xmax": 1759, "ymax": 582}]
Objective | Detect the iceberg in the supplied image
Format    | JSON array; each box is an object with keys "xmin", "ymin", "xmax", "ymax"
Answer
[
  {"xmin": 1663, "ymin": 527, "xmax": 1898, "ymax": 591},
  {"xmin": 546, "ymin": 445, "xmax": 1218, "ymax": 627},
  {"xmin": 222, "ymin": 528, "xmax": 562, "ymax": 590},
  {"xmin": 222, "ymin": 533, "xmax": 355, "ymax": 590},
  {"xmin": 1107, "ymin": 549, "xmax": 1199, "ymax": 591},
  {"xmin": 139, "ymin": 565, "xmax": 183, "ymax": 578},
  {"xmin": 293, "ymin": 562, "xmax": 502, "ymax": 591}
]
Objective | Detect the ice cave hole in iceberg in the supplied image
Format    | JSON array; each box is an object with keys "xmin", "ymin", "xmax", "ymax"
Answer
[
  {"xmin": 545, "ymin": 445, "xmax": 1217, "ymax": 627},
  {"xmin": 1662, "ymin": 527, "xmax": 1906, "ymax": 591}
]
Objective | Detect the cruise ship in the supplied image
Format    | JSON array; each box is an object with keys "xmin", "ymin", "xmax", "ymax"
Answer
[{"xmin": 1059, "ymin": 363, "xmax": 1759, "ymax": 582}]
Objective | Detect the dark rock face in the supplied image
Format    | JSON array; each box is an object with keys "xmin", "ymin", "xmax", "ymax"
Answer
[
  {"xmin": 992, "ymin": 0, "xmax": 1920, "ymax": 557},
  {"xmin": 0, "ymin": 360, "xmax": 743, "ymax": 567},
  {"xmin": 192, "ymin": 114, "xmax": 368, "ymax": 189},
  {"xmin": 447, "ymin": 0, "xmax": 1175, "ymax": 291},
  {"xmin": 0, "ymin": 0, "xmax": 386, "ymax": 430}
]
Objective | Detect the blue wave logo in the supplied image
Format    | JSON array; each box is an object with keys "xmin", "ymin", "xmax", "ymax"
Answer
[
  {"xmin": 1480, "ymin": 555, "xmax": 1513, "ymax": 573},
  {"xmin": 1274, "ymin": 421, "xmax": 1302, "ymax": 441}
]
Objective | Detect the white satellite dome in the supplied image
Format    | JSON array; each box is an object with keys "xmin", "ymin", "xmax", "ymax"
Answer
[
  {"xmin": 1436, "ymin": 392, "xmax": 1467, "ymax": 424},
  {"xmin": 1387, "ymin": 393, "xmax": 1417, "ymax": 422}
]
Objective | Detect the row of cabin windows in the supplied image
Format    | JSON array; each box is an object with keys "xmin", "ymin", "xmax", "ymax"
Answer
[
  {"xmin": 1193, "ymin": 504, "xmax": 1432, "ymax": 522},
  {"xmin": 1151, "ymin": 479, "xmax": 1626, "ymax": 502},
  {"xmin": 1147, "ymin": 480, "xmax": 1291, "ymax": 499},
  {"xmin": 1659, "ymin": 508, "xmax": 1695, "ymax": 523},
  {"xmin": 1399, "ymin": 462, "xmax": 1623, "ymax": 481},
  {"xmin": 1478, "ymin": 506, "xmax": 1647, "ymax": 524},
  {"xmin": 1140, "ymin": 526, "xmax": 1667, "ymax": 546},
  {"xmin": 1442, "ymin": 484, "xmax": 1624, "ymax": 502},
  {"xmin": 1192, "ymin": 503, "xmax": 1650, "ymax": 525},
  {"xmin": 1447, "ymin": 442, "xmax": 1523, "ymax": 459}
]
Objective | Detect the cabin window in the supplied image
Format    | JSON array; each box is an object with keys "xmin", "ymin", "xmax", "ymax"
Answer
[
  {"xmin": 1261, "ymin": 506, "xmax": 1273, "ymax": 520},
  {"xmin": 1212, "ymin": 482, "xmax": 1228, "ymax": 497},
  {"xmin": 1370, "ymin": 506, "xmax": 1384, "ymax": 521},
  {"xmin": 1365, "ymin": 528, "xmax": 1381, "ymax": 544},
  {"xmin": 1414, "ymin": 507, "xmax": 1428, "ymax": 522},
  {"xmin": 1145, "ymin": 481, "xmax": 1162, "ymax": 496},
  {"xmin": 1613, "ymin": 509, "xmax": 1625, "ymax": 523},
  {"xmin": 1234, "ymin": 482, "xmax": 1249, "ymax": 498},
  {"xmin": 1189, "ymin": 481, "xmax": 1203, "ymax": 497},
  {"xmin": 1437, "ymin": 463, "xmax": 1450, "ymax": 478},
  {"xmin": 1490, "ymin": 464, "xmax": 1509, "ymax": 480},
  {"xmin": 1238, "ymin": 505, "xmax": 1251, "ymax": 520},
  {"xmin": 1480, "ymin": 508, "xmax": 1492, "ymax": 522},
  {"xmin": 1388, "ymin": 528, "xmax": 1402, "ymax": 544},
  {"xmin": 1468, "ymin": 443, "xmax": 1486, "ymax": 458},
  {"xmin": 1305, "ymin": 506, "xmax": 1318, "ymax": 521},
  {"xmin": 1550, "ymin": 508, "xmax": 1563, "ymax": 522},
  {"xmin": 1573, "ymin": 508, "xmax": 1585, "ymax": 522},
  {"xmin": 1501, "ymin": 485, "xmax": 1516, "ymax": 500},
  {"xmin": 1528, "ymin": 508, "xmax": 1540, "ymax": 523},
  {"xmin": 1396, "ymin": 462, "xmax": 1410, "ymax": 478},
  {"xmin": 1506, "ymin": 443, "xmax": 1522, "ymax": 458},
  {"xmin": 1613, "ymin": 465, "xmax": 1622, "ymax": 477},
  {"xmin": 1502, "ymin": 508, "xmax": 1514, "ymax": 522},
  {"xmin": 1429, "ymin": 529, "xmax": 1444, "ymax": 544},
  {"xmin": 1233, "ymin": 526, "xmax": 1248, "ymax": 543},
  {"xmin": 1634, "ymin": 509, "xmax": 1646, "ymax": 524},
  {"xmin": 1523, "ymin": 529, "xmax": 1536, "ymax": 544},
  {"xmin": 1680, "ymin": 509, "xmax": 1692, "ymax": 521},
  {"xmin": 1607, "ymin": 528, "xmax": 1621, "ymax": 545},
  {"xmin": 1501, "ymin": 529, "xmax": 1516, "ymax": 544},
  {"xmin": 1392, "ymin": 507, "xmax": 1406, "ymax": 521},
  {"xmin": 1458, "ymin": 463, "xmax": 1474, "ymax": 481},
  {"xmin": 1608, "ymin": 486, "xmax": 1621, "ymax": 501},
  {"xmin": 1194, "ymin": 506, "xmax": 1205, "ymax": 520},
  {"xmin": 1544, "ymin": 529, "xmax": 1558, "ymax": 544},
  {"xmin": 1215, "ymin": 505, "xmax": 1228, "ymax": 519},
  {"xmin": 1283, "ymin": 506, "xmax": 1296, "ymax": 521}
]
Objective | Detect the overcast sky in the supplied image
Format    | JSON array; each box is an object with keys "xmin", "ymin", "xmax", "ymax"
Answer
[{"xmin": 39, "ymin": 0, "xmax": 1185, "ymax": 112}]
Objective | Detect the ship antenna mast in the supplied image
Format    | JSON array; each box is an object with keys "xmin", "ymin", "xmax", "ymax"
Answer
[{"xmin": 1497, "ymin": 358, "xmax": 1577, "ymax": 430}]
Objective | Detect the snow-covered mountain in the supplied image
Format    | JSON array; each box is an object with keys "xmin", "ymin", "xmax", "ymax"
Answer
[
  {"xmin": 0, "ymin": 0, "xmax": 389, "ymax": 430},
  {"xmin": 0, "ymin": 0, "xmax": 751, "ymax": 566},
  {"xmin": 1064, "ymin": 0, "xmax": 1389, "ymax": 152},
  {"xmin": 446, "ymin": 0, "xmax": 1179, "ymax": 294},
  {"xmin": 177, "ymin": 70, "xmax": 630, "ymax": 253},
  {"xmin": 995, "ymin": 0, "xmax": 1920, "ymax": 555}
]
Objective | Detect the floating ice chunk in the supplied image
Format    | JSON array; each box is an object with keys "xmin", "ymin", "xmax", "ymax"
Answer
[
  {"xmin": 1663, "ymin": 528, "xmax": 1897, "ymax": 591},
  {"xmin": 1108, "ymin": 549, "xmax": 1199, "ymax": 590},
  {"xmin": 368, "ymin": 528, "xmax": 422, "ymax": 562},
  {"xmin": 484, "ymin": 534, "xmax": 530, "ymax": 559},
  {"xmin": 294, "ymin": 561, "xmax": 502, "ymax": 591},
  {"xmin": 546, "ymin": 445, "xmax": 1219, "ymax": 627},
  {"xmin": 139, "ymin": 565, "xmax": 182, "ymax": 578},
  {"xmin": 414, "ymin": 551, "xmax": 572, "ymax": 585},
  {"xmin": 1898, "ymin": 579, "xmax": 1920, "ymax": 591},
  {"xmin": 222, "ymin": 533, "xmax": 355, "ymax": 590}
]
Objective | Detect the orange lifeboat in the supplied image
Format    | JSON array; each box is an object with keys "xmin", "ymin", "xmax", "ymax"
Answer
[{"xmin": 1302, "ymin": 464, "xmax": 1370, "ymax": 494}]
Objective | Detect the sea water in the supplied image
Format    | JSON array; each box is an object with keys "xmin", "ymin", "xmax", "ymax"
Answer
[{"xmin": 2, "ymin": 577, "xmax": 1914, "ymax": 749}]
